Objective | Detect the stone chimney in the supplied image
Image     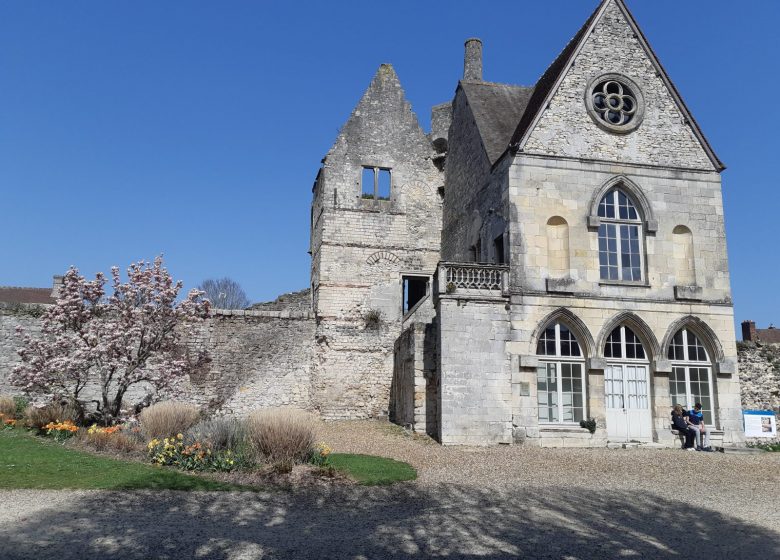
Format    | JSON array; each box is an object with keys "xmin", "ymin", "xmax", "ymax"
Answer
[
  {"xmin": 463, "ymin": 38, "xmax": 483, "ymax": 81},
  {"xmin": 741, "ymin": 320, "xmax": 757, "ymax": 342},
  {"xmin": 51, "ymin": 275, "xmax": 64, "ymax": 299}
]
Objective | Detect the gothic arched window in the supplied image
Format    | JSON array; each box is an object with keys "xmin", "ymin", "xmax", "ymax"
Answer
[
  {"xmin": 668, "ymin": 328, "xmax": 715, "ymax": 425},
  {"xmin": 536, "ymin": 322, "xmax": 585, "ymax": 423},
  {"xmin": 598, "ymin": 188, "xmax": 643, "ymax": 282}
]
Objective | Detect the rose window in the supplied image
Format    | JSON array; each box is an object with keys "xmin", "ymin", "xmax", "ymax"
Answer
[
  {"xmin": 592, "ymin": 80, "xmax": 636, "ymax": 125},
  {"xmin": 585, "ymin": 74, "xmax": 644, "ymax": 133}
]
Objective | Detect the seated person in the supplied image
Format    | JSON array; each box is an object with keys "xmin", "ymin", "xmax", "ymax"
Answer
[
  {"xmin": 687, "ymin": 403, "xmax": 713, "ymax": 451},
  {"xmin": 671, "ymin": 404, "xmax": 696, "ymax": 450}
]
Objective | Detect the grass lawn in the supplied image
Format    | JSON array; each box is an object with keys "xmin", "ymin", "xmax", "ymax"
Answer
[
  {"xmin": 330, "ymin": 453, "xmax": 417, "ymax": 485},
  {"xmin": 0, "ymin": 428, "xmax": 242, "ymax": 491}
]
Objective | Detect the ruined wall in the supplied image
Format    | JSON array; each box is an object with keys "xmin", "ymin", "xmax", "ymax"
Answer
[
  {"xmin": 391, "ymin": 313, "xmax": 438, "ymax": 438},
  {"xmin": 739, "ymin": 343, "xmax": 780, "ymax": 413},
  {"xmin": 310, "ymin": 63, "xmax": 442, "ymax": 419},
  {"xmin": 0, "ymin": 308, "xmax": 43, "ymax": 395},
  {"xmin": 0, "ymin": 305, "xmax": 315, "ymax": 417}
]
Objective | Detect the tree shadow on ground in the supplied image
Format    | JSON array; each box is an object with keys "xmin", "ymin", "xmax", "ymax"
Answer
[{"xmin": 1, "ymin": 484, "xmax": 777, "ymax": 559}]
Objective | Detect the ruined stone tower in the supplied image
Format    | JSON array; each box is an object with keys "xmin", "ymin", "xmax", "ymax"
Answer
[{"xmin": 309, "ymin": 64, "xmax": 443, "ymax": 418}]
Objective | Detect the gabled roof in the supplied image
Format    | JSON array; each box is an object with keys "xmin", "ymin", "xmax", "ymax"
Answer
[
  {"xmin": 460, "ymin": 81, "xmax": 534, "ymax": 165},
  {"xmin": 507, "ymin": 0, "xmax": 725, "ymax": 171},
  {"xmin": 0, "ymin": 287, "xmax": 56, "ymax": 305},
  {"xmin": 507, "ymin": 2, "xmax": 601, "ymax": 152}
]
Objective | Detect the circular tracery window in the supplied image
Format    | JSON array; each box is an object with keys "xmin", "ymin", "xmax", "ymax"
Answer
[{"xmin": 585, "ymin": 74, "xmax": 644, "ymax": 133}]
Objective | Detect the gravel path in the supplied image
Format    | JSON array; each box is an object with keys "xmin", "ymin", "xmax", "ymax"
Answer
[{"xmin": 2, "ymin": 420, "xmax": 779, "ymax": 559}]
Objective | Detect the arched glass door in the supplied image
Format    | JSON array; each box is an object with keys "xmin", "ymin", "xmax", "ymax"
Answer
[{"xmin": 604, "ymin": 325, "xmax": 652, "ymax": 442}]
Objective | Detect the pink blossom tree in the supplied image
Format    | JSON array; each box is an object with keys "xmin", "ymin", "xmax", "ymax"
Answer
[{"xmin": 11, "ymin": 256, "xmax": 210, "ymax": 424}]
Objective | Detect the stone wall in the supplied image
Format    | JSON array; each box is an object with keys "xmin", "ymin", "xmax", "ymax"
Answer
[
  {"xmin": 0, "ymin": 306, "xmax": 315, "ymax": 417},
  {"xmin": 437, "ymin": 284, "xmax": 513, "ymax": 445},
  {"xmin": 0, "ymin": 308, "xmax": 43, "ymax": 396},
  {"xmin": 440, "ymin": 86, "xmax": 492, "ymax": 262},
  {"xmin": 391, "ymin": 313, "xmax": 438, "ymax": 438},
  {"xmin": 739, "ymin": 343, "xmax": 780, "ymax": 413}
]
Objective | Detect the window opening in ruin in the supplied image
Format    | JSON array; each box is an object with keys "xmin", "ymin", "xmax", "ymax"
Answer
[
  {"xmin": 361, "ymin": 166, "xmax": 392, "ymax": 201},
  {"xmin": 598, "ymin": 188, "xmax": 643, "ymax": 282},
  {"xmin": 361, "ymin": 167, "xmax": 375, "ymax": 199},
  {"xmin": 469, "ymin": 245, "xmax": 477, "ymax": 262},
  {"xmin": 536, "ymin": 321, "xmax": 586, "ymax": 424},
  {"xmin": 377, "ymin": 169, "xmax": 391, "ymax": 200},
  {"xmin": 668, "ymin": 328, "xmax": 715, "ymax": 425},
  {"xmin": 494, "ymin": 234, "xmax": 505, "ymax": 265},
  {"xmin": 402, "ymin": 276, "xmax": 428, "ymax": 314}
]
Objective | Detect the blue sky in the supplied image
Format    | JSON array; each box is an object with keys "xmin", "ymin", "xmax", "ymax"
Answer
[{"xmin": 1, "ymin": 1, "xmax": 778, "ymax": 335}]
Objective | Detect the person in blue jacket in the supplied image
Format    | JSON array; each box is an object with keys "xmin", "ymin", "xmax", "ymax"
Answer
[
  {"xmin": 687, "ymin": 403, "xmax": 713, "ymax": 451},
  {"xmin": 671, "ymin": 404, "xmax": 696, "ymax": 450}
]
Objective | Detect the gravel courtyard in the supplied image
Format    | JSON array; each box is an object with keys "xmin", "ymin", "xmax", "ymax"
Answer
[{"xmin": 1, "ymin": 420, "xmax": 778, "ymax": 559}]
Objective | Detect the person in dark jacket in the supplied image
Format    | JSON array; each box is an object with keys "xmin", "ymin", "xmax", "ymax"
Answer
[{"xmin": 671, "ymin": 404, "xmax": 696, "ymax": 450}]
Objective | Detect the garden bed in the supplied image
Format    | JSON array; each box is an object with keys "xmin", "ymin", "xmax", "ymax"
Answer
[{"xmin": 0, "ymin": 426, "xmax": 416, "ymax": 490}]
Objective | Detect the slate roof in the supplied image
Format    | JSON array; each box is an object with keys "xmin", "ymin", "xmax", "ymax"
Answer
[
  {"xmin": 0, "ymin": 287, "xmax": 56, "ymax": 305},
  {"xmin": 460, "ymin": 81, "xmax": 534, "ymax": 165}
]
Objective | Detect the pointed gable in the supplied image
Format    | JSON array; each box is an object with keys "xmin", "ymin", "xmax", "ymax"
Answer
[
  {"xmin": 511, "ymin": 0, "xmax": 723, "ymax": 172},
  {"xmin": 325, "ymin": 64, "xmax": 432, "ymax": 162}
]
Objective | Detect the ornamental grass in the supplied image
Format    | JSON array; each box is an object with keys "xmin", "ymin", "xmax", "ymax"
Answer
[
  {"xmin": 139, "ymin": 401, "xmax": 200, "ymax": 439},
  {"xmin": 0, "ymin": 396, "xmax": 15, "ymax": 418},
  {"xmin": 246, "ymin": 408, "xmax": 317, "ymax": 473},
  {"xmin": 23, "ymin": 402, "xmax": 78, "ymax": 430}
]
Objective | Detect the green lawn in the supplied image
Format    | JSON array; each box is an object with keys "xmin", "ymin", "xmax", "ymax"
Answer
[
  {"xmin": 330, "ymin": 453, "xmax": 417, "ymax": 485},
  {"xmin": 0, "ymin": 428, "xmax": 241, "ymax": 491},
  {"xmin": 0, "ymin": 429, "xmax": 416, "ymax": 489}
]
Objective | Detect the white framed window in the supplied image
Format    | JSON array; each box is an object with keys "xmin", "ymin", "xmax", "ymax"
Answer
[
  {"xmin": 668, "ymin": 328, "xmax": 715, "ymax": 425},
  {"xmin": 604, "ymin": 326, "xmax": 649, "ymax": 410},
  {"xmin": 598, "ymin": 188, "xmax": 643, "ymax": 282},
  {"xmin": 536, "ymin": 322, "xmax": 586, "ymax": 423}
]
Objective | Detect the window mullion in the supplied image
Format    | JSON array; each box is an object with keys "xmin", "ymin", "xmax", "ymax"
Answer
[{"xmin": 615, "ymin": 222, "xmax": 624, "ymax": 279}]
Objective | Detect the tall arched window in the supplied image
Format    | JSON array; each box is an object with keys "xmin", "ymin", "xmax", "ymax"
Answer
[
  {"xmin": 668, "ymin": 328, "xmax": 715, "ymax": 425},
  {"xmin": 536, "ymin": 322, "xmax": 586, "ymax": 423},
  {"xmin": 604, "ymin": 325, "xmax": 652, "ymax": 441},
  {"xmin": 598, "ymin": 189, "xmax": 643, "ymax": 282}
]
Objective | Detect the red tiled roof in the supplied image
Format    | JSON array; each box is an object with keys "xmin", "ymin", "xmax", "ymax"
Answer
[
  {"xmin": 756, "ymin": 328, "xmax": 780, "ymax": 344},
  {"xmin": 0, "ymin": 287, "xmax": 56, "ymax": 305}
]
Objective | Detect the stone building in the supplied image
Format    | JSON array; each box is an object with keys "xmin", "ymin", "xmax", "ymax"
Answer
[
  {"xmin": 311, "ymin": 0, "xmax": 743, "ymax": 447},
  {"xmin": 741, "ymin": 321, "xmax": 780, "ymax": 345},
  {"xmin": 0, "ymin": 0, "xmax": 746, "ymax": 447}
]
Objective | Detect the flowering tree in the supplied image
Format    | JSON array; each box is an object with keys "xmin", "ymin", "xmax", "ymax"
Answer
[{"xmin": 11, "ymin": 257, "xmax": 210, "ymax": 424}]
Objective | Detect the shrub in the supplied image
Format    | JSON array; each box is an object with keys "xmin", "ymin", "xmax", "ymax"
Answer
[
  {"xmin": 0, "ymin": 396, "xmax": 15, "ymax": 418},
  {"xmin": 364, "ymin": 309, "xmax": 382, "ymax": 330},
  {"xmin": 247, "ymin": 408, "xmax": 317, "ymax": 472},
  {"xmin": 579, "ymin": 418, "xmax": 597, "ymax": 434},
  {"xmin": 139, "ymin": 401, "xmax": 200, "ymax": 439},
  {"xmin": 13, "ymin": 396, "xmax": 29, "ymax": 418},
  {"xmin": 186, "ymin": 417, "xmax": 246, "ymax": 452},
  {"xmin": 24, "ymin": 402, "xmax": 78, "ymax": 430}
]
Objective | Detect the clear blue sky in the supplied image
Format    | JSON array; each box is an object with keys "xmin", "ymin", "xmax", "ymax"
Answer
[{"xmin": 1, "ymin": 1, "xmax": 777, "ymax": 335}]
